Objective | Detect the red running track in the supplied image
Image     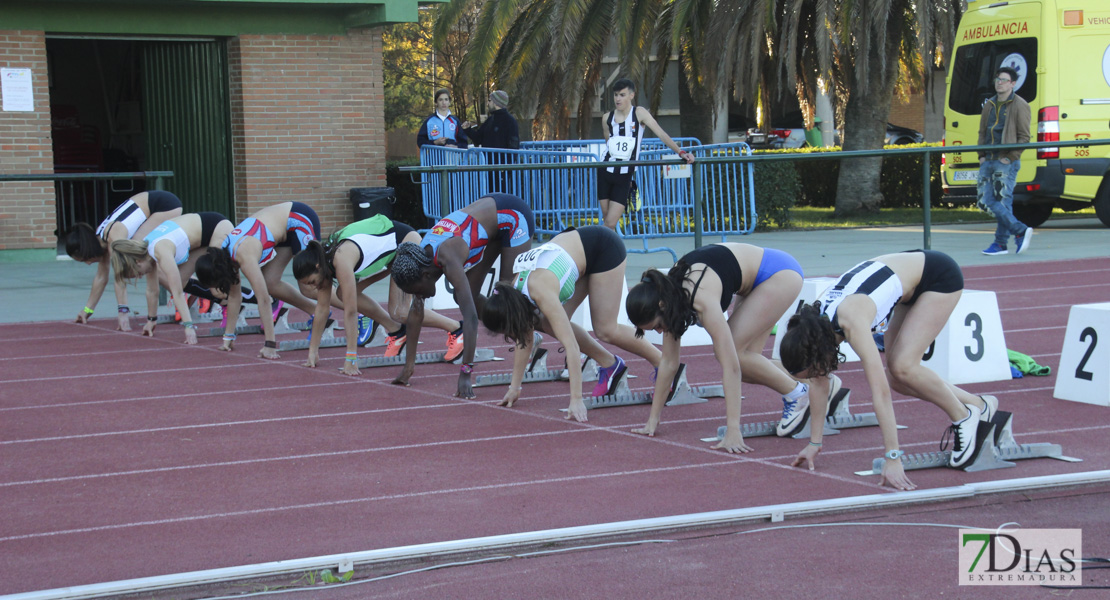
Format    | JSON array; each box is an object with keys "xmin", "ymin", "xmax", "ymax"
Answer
[{"xmin": 1, "ymin": 257, "xmax": 1108, "ymax": 596}]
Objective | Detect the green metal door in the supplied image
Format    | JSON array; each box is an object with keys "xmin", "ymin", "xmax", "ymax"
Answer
[{"xmin": 142, "ymin": 40, "xmax": 234, "ymax": 218}]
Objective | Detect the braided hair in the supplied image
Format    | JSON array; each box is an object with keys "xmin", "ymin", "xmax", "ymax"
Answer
[
  {"xmin": 390, "ymin": 241, "xmax": 433, "ymax": 290},
  {"xmin": 779, "ymin": 301, "xmax": 842, "ymax": 377},
  {"xmin": 626, "ymin": 261, "xmax": 699, "ymax": 339},
  {"xmin": 194, "ymin": 247, "xmax": 240, "ymax": 296},
  {"xmin": 481, "ymin": 282, "xmax": 541, "ymax": 348}
]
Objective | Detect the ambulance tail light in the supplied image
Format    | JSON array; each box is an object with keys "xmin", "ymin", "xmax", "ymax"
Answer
[{"xmin": 1038, "ymin": 106, "xmax": 1059, "ymax": 160}]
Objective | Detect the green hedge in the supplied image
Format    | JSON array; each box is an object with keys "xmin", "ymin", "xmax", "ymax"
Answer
[{"xmin": 753, "ymin": 143, "xmax": 945, "ymax": 209}]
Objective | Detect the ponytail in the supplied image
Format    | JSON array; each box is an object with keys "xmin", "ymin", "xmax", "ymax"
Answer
[
  {"xmin": 481, "ymin": 282, "xmax": 540, "ymax": 348},
  {"xmin": 292, "ymin": 239, "xmax": 334, "ymax": 286},
  {"xmin": 65, "ymin": 222, "xmax": 106, "ymax": 261},
  {"xmin": 626, "ymin": 264, "xmax": 697, "ymax": 338},
  {"xmin": 194, "ymin": 247, "xmax": 239, "ymax": 295},
  {"xmin": 109, "ymin": 238, "xmax": 151, "ymax": 282},
  {"xmin": 779, "ymin": 301, "xmax": 841, "ymax": 377}
]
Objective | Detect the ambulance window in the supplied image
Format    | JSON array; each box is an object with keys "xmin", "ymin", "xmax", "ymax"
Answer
[{"xmin": 949, "ymin": 38, "xmax": 1038, "ymax": 115}]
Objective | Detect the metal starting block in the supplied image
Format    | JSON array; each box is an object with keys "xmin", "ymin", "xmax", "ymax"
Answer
[
  {"xmin": 473, "ymin": 332, "xmax": 598, "ymax": 387},
  {"xmin": 275, "ymin": 319, "xmax": 359, "ymax": 352},
  {"xmin": 700, "ymin": 386, "xmax": 879, "ymax": 442},
  {"xmin": 578, "ymin": 363, "xmax": 711, "ymax": 410},
  {"xmin": 197, "ymin": 310, "xmax": 297, "ymax": 337},
  {"xmin": 855, "ymin": 411, "xmax": 1080, "ymax": 476},
  {"xmin": 353, "ymin": 347, "xmax": 497, "ymax": 369}
]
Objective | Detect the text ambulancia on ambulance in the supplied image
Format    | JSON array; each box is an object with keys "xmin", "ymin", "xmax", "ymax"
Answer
[{"xmin": 941, "ymin": 0, "xmax": 1110, "ymax": 228}]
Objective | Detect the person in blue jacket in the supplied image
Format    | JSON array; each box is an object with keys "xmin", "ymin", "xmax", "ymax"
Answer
[{"xmin": 417, "ymin": 88, "xmax": 468, "ymax": 149}]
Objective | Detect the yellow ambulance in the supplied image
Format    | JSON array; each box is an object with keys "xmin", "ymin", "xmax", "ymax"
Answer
[{"xmin": 941, "ymin": 0, "xmax": 1110, "ymax": 227}]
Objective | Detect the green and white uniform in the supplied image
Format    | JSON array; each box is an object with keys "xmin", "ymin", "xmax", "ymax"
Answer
[
  {"xmin": 510, "ymin": 243, "xmax": 579, "ymax": 304},
  {"xmin": 331, "ymin": 215, "xmax": 412, "ymax": 281}
]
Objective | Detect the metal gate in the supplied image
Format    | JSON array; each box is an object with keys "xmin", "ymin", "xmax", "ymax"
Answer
[{"xmin": 141, "ymin": 40, "xmax": 234, "ymax": 218}]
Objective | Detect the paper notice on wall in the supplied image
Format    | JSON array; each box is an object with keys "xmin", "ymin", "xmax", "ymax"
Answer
[{"xmin": 2, "ymin": 68, "xmax": 34, "ymax": 112}]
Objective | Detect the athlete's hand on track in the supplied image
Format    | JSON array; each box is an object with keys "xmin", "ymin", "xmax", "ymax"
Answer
[
  {"xmin": 565, "ymin": 398, "xmax": 587, "ymax": 422},
  {"xmin": 712, "ymin": 429, "xmax": 752, "ymax": 453},
  {"xmin": 117, "ymin": 314, "xmax": 132, "ymax": 332},
  {"xmin": 791, "ymin": 444, "xmax": 820, "ymax": 471},
  {"xmin": 879, "ymin": 459, "xmax": 917, "ymax": 491},
  {"xmin": 75, "ymin": 312, "xmax": 89, "ymax": 324},
  {"xmin": 183, "ymin": 327, "xmax": 197, "ymax": 345},
  {"xmin": 142, "ymin": 321, "xmax": 157, "ymax": 337},
  {"xmin": 455, "ymin": 373, "xmax": 474, "ymax": 399},
  {"xmin": 631, "ymin": 416, "xmax": 660, "ymax": 436},
  {"xmin": 258, "ymin": 346, "xmax": 280, "ymax": 360},
  {"xmin": 341, "ymin": 362, "xmax": 361, "ymax": 377},
  {"xmin": 499, "ymin": 386, "xmax": 521, "ymax": 408},
  {"xmin": 391, "ymin": 364, "xmax": 414, "ymax": 386}
]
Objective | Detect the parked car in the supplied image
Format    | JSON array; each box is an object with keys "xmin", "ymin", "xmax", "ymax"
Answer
[{"xmin": 885, "ymin": 123, "xmax": 924, "ymax": 145}]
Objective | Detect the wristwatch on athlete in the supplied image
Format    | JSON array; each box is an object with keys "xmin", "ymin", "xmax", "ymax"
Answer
[
  {"xmin": 884, "ymin": 449, "xmax": 905, "ymax": 461},
  {"xmin": 460, "ymin": 363, "xmax": 474, "ymax": 375}
]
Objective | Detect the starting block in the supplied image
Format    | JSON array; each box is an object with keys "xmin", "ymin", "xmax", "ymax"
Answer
[
  {"xmin": 700, "ymin": 385, "xmax": 864, "ymax": 442},
  {"xmin": 1053, "ymin": 302, "xmax": 1110, "ymax": 407},
  {"xmin": 353, "ymin": 347, "xmax": 497, "ymax": 369},
  {"xmin": 197, "ymin": 309, "xmax": 298, "ymax": 337},
  {"xmin": 854, "ymin": 411, "xmax": 1080, "ymax": 476},
  {"xmin": 276, "ymin": 320, "xmax": 361, "ymax": 352},
  {"xmin": 577, "ymin": 363, "xmax": 716, "ymax": 410},
  {"xmin": 473, "ymin": 331, "xmax": 603, "ymax": 388}
]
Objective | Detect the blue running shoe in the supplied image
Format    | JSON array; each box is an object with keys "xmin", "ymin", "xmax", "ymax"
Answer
[{"xmin": 357, "ymin": 314, "xmax": 377, "ymax": 347}]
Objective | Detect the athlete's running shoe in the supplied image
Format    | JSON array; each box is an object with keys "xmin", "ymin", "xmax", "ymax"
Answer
[
  {"xmin": 943, "ymin": 403, "xmax": 983, "ymax": 468},
  {"xmin": 974, "ymin": 394, "xmax": 998, "ymax": 422},
  {"xmin": 383, "ymin": 325, "xmax": 407, "ymax": 357},
  {"xmin": 272, "ymin": 300, "xmax": 285, "ymax": 321},
  {"xmin": 219, "ymin": 305, "xmax": 228, "ymax": 329},
  {"xmin": 197, "ymin": 297, "xmax": 212, "ymax": 315},
  {"xmin": 776, "ymin": 388, "xmax": 811, "ymax": 437},
  {"xmin": 444, "ymin": 327, "xmax": 464, "ymax": 362},
  {"xmin": 356, "ymin": 315, "xmax": 376, "ymax": 347},
  {"xmin": 592, "ymin": 356, "xmax": 627, "ymax": 397}
]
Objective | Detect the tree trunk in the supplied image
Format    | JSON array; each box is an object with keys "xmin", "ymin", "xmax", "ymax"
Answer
[
  {"xmin": 678, "ymin": 66, "xmax": 715, "ymax": 145},
  {"xmin": 832, "ymin": 29, "xmax": 900, "ymax": 215}
]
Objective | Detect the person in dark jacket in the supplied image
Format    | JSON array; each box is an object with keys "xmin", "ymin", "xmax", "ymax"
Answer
[
  {"xmin": 463, "ymin": 90, "xmax": 520, "ymax": 192},
  {"xmin": 417, "ymin": 88, "xmax": 468, "ymax": 149}
]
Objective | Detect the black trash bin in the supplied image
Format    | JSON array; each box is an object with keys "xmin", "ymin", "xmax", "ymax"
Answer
[{"xmin": 350, "ymin": 187, "xmax": 395, "ymax": 222}]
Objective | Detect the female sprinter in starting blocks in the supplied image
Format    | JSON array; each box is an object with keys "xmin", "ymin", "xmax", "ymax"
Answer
[
  {"xmin": 291, "ymin": 215, "xmax": 463, "ymax": 376},
  {"xmin": 66, "ymin": 190, "xmax": 183, "ymax": 331},
  {"xmin": 390, "ymin": 193, "xmax": 533, "ymax": 399},
  {"xmin": 194, "ymin": 202, "xmax": 324, "ymax": 359},
  {"xmin": 109, "ymin": 211, "xmax": 234, "ymax": 344},
  {"xmin": 626, "ymin": 243, "xmax": 807, "ymax": 453},
  {"xmin": 779, "ymin": 250, "xmax": 998, "ymax": 490},
  {"xmin": 480, "ymin": 225, "xmax": 662, "ymax": 421}
]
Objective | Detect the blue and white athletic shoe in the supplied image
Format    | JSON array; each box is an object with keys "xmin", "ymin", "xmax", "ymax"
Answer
[{"xmin": 357, "ymin": 314, "xmax": 377, "ymax": 347}]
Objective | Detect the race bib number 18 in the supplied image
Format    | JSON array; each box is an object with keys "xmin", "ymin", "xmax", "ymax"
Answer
[{"xmin": 607, "ymin": 136, "xmax": 636, "ymax": 160}]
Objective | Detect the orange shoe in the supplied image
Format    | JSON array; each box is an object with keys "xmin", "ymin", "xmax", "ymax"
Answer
[
  {"xmin": 444, "ymin": 328, "xmax": 464, "ymax": 362},
  {"xmin": 383, "ymin": 325, "xmax": 407, "ymax": 358}
]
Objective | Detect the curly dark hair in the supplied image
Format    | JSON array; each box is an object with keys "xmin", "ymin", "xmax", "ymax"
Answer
[
  {"xmin": 65, "ymin": 222, "xmax": 107, "ymax": 261},
  {"xmin": 194, "ymin": 247, "xmax": 240, "ymax": 296},
  {"xmin": 292, "ymin": 239, "xmax": 337, "ymax": 288},
  {"xmin": 390, "ymin": 241, "xmax": 433, "ymax": 290},
  {"xmin": 481, "ymin": 282, "xmax": 540, "ymax": 348},
  {"xmin": 626, "ymin": 263, "xmax": 698, "ymax": 339},
  {"xmin": 779, "ymin": 301, "xmax": 842, "ymax": 377}
]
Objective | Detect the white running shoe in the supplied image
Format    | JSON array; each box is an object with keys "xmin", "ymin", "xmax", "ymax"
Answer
[
  {"xmin": 944, "ymin": 404, "xmax": 983, "ymax": 468},
  {"xmin": 776, "ymin": 390, "xmax": 811, "ymax": 437},
  {"xmin": 973, "ymin": 394, "xmax": 998, "ymax": 422}
]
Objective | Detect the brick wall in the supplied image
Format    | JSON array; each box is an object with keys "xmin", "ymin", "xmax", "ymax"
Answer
[
  {"xmin": 0, "ymin": 31, "xmax": 56, "ymax": 251},
  {"xmin": 888, "ymin": 91, "xmax": 926, "ymax": 134},
  {"xmin": 228, "ymin": 30, "xmax": 386, "ymax": 236}
]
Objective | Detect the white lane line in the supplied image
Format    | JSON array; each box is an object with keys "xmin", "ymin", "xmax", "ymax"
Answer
[
  {"xmin": 0, "ymin": 381, "xmax": 364, "ymax": 411},
  {"xmin": 2, "ymin": 429, "xmax": 594, "ymax": 487},
  {"xmin": 0, "ymin": 460, "xmax": 741, "ymax": 542},
  {"xmin": 0, "ymin": 363, "xmax": 260, "ymax": 384},
  {"xmin": 0, "ymin": 402, "xmax": 470, "ymax": 445}
]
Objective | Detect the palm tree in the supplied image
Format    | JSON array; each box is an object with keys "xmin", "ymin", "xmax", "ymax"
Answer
[
  {"xmin": 435, "ymin": 0, "xmax": 718, "ymax": 141},
  {"xmin": 705, "ymin": 0, "xmax": 961, "ymax": 214}
]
